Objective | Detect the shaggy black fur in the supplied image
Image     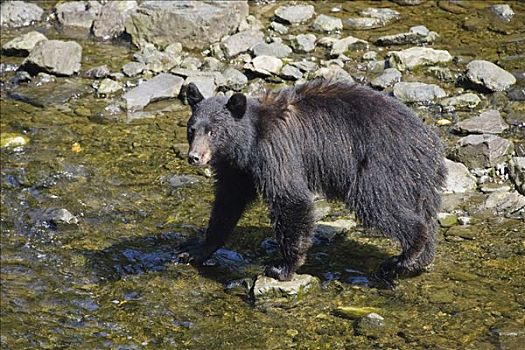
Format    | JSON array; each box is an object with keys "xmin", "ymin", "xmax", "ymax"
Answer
[{"xmin": 181, "ymin": 79, "xmax": 447, "ymax": 284}]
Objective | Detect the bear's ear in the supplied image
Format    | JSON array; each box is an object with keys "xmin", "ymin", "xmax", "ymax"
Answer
[
  {"xmin": 187, "ymin": 83, "xmax": 204, "ymax": 107},
  {"xmin": 226, "ymin": 93, "xmax": 247, "ymax": 119}
]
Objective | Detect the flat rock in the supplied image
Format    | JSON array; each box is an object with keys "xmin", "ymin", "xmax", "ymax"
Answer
[
  {"xmin": 274, "ymin": 4, "xmax": 315, "ymax": 25},
  {"xmin": 509, "ymin": 157, "xmax": 525, "ymax": 195},
  {"xmin": 245, "ymin": 55, "xmax": 283, "ymax": 76},
  {"xmin": 222, "ymin": 67, "xmax": 247, "ymax": 91},
  {"xmin": 490, "ymin": 4, "xmax": 514, "ymax": 22},
  {"xmin": 370, "ymin": 67, "xmax": 401, "ymax": 89},
  {"xmin": 345, "ymin": 17, "xmax": 383, "ymax": 30},
  {"xmin": 280, "ymin": 65, "xmax": 303, "ymax": 80},
  {"xmin": 454, "ymin": 134, "xmax": 513, "ymax": 169},
  {"xmin": 291, "ymin": 34, "xmax": 316, "ymax": 53},
  {"xmin": 441, "ymin": 93, "xmax": 481, "ymax": 110},
  {"xmin": 125, "ymin": 1, "xmax": 249, "ymax": 50},
  {"xmin": 2, "ymin": 31, "xmax": 48, "ymax": 56},
  {"xmin": 252, "ymin": 274, "xmax": 318, "ymax": 299},
  {"xmin": 222, "ymin": 30, "xmax": 265, "ymax": 58},
  {"xmin": 184, "ymin": 75, "xmax": 216, "ymax": 99},
  {"xmin": 482, "ymin": 191, "xmax": 525, "ymax": 218},
  {"xmin": 393, "ymin": 82, "xmax": 446, "ymax": 103},
  {"xmin": 388, "ymin": 47, "xmax": 452, "ymax": 71},
  {"xmin": 93, "ymin": 0, "xmax": 138, "ymax": 40},
  {"xmin": 171, "ymin": 69, "xmax": 226, "ymax": 88},
  {"xmin": 465, "ymin": 60, "xmax": 516, "ymax": 92},
  {"xmin": 122, "ymin": 73, "xmax": 184, "ymax": 111},
  {"xmin": 1, "ymin": 1, "xmax": 44, "ymax": 27},
  {"xmin": 443, "ymin": 159, "xmax": 477, "ymax": 193},
  {"xmin": 290, "ymin": 60, "xmax": 318, "ymax": 73},
  {"xmin": 376, "ymin": 25, "xmax": 438, "ymax": 46},
  {"xmin": 122, "ymin": 62, "xmax": 146, "ymax": 77},
  {"xmin": 314, "ymin": 219, "xmax": 357, "ymax": 244},
  {"xmin": 55, "ymin": 1, "xmax": 100, "ymax": 29},
  {"xmin": 361, "ymin": 7, "xmax": 400, "ymax": 22},
  {"xmin": 392, "ymin": 0, "xmax": 424, "ymax": 5},
  {"xmin": 454, "ymin": 109, "xmax": 509, "ymax": 134},
  {"xmin": 21, "ymin": 40, "xmax": 82, "ymax": 76},
  {"xmin": 252, "ymin": 42, "xmax": 292, "ymax": 58},
  {"xmin": 314, "ymin": 65, "xmax": 354, "ymax": 83},
  {"xmin": 312, "ymin": 15, "xmax": 342, "ymax": 32},
  {"xmin": 330, "ymin": 36, "xmax": 368, "ymax": 56}
]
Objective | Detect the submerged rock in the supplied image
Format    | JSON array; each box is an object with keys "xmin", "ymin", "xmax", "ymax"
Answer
[
  {"xmin": 2, "ymin": 31, "xmax": 47, "ymax": 56},
  {"xmin": 251, "ymin": 274, "xmax": 318, "ymax": 300},
  {"xmin": 465, "ymin": 60, "xmax": 516, "ymax": 92},
  {"xmin": 454, "ymin": 110, "xmax": 509, "ymax": 135},
  {"xmin": 388, "ymin": 47, "xmax": 452, "ymax": 71},
  {"xmin": 125, "ymin": 1, "xmax": 249, "ymax": 49},
  {"xmin": 21, "ymin": 40, "xmax": 82, "ymax": 76},
  {"xmin": 122, "ymin": 73, "xmax": 184, "ymax": 111},
  {"xmin": 376, "ymin": 25, "xmax": 438, "ymax": 46},
  {"xmin": 1, "ymin": 1, "xmax": 44, "ymax": 27},
  {"xmin": 370, "ymin": 68, "xmax": 401, "ymax": 89},
  {"xmin": 453, "ymin": 134, "xmax": 513, "ymax": 169},
  {"xmin": 355, "ymin": 313, "xmax": 387, "ymax": 339},
  {"xmin": 443, "ymin": 159, "xmax": 477, "ymax": 194},
  {"xmin": 274, "ymin": 4, "xmax": 315, "ymax": 25},
  {"xmin": 393, "ymin": 82, "xmax": 446, "ymax": 103},
  {"xmin": 312, "ymin": 15, "xmax": 342, "ymax": 32},
  {"xmin": 335, "ymin": 306, "xmax": 381, "ymax": 319},
  {"xmin": 222, "ymin": 30, "xmax": 265, "ymax": 58}
]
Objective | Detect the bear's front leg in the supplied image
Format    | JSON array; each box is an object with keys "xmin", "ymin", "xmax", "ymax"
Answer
[{"xmin": 265, "ymin": 193, "xmax": 314, "ymax": 281}]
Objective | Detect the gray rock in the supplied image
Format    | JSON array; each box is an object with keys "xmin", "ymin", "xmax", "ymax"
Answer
[
  {"xmin": 222, "ymin": 30, "xmax": 265, "ymax": 58},
  {"xmin": 388, "ymin": 47, "xmax": 452, "ymax": 71},
  {"xmin": 362, "ymin": 51, "xmax": 377, "ymax": 60},
  {"xmin": 133, "ymin": 43, "xmax": 181, "ymax": 73},
  {"xmin": 314, "ymin": 65, "xmax": 354, "ymax": 83},
  {"xmin": 355, "ymin": 313, "xmax": 386, "ymax": 338},
  {"xmin": 454, "ymin": 110, "xmax": 509, "ymax": 134},
  {"xmin": 376, "ymin": 25, "xmax": 438, "ymax": 46},
  {"xmin": 291, "ymin": 34, "xmax": 316, "ymax": 53},
  {"xmin": 1, "ymin": 1, "xmax": 44, "ymax": 27},
  {"xmin": 330, "ymin": 36, "xmax": 368, "ymax": 56},
  {"xmin": 34, "ymin": 72, "xmax": 56, "ymax": 86},
  {"xmin": 465, "ymin": 60, "xmax": 516, "ymax": 92},
  {"xmin": 508, "ymin": 87, "xmax": 525, "ymax": 101},
  {"xmin": 393, "ymin": 82, "xmax": 446, "ymax": 103},
  {"xmin": 510, "ymin": 157, "xmax": 525, "ymax": 195},
  {"xmin": 490, "ymin": 4, "xmax": 514, "ymax": 22},
  {"xmin": 370, "ymin": 67, "xmax": 401, "ymax": 89},
  {"xmin": 482, "ymin": 191, "xmax": 525, "ymax": 218},
  {"xmin": 171, "ymin": 69, "xmax": 226, "ymax": 88},
  {"xmin": 252, "ymin": 274, "xmax": 318, "ymax": 299},
  {"xmin": 238, "ymin": 14, "xmax": 264, "ymax": 32},
  {"xmin": 122, "ymin": 73, "xmax": 184, "ymax": 111},
  {"xmin": 96, "ymin": 78, "xmax": 123, "ymax": 96},
  {"xmin": 125, "ymin": 1, "xmax": 249, "ymax": 49},
  {"xmin": 245, "ymin": 55, "xmax": 283, "ymax": 76},
  {"xmin": 222, "ymin": 67, "xmax": 247, "ymax": 91},
  {"xmin": 122, "ymin": 62, "xmax": 146, "ymax": 77},
  {"xmin": 360, "ymin": 7, "xmax": 400, "ymax": 23},
  {"xmin": 392, "ymin": 0, "xmax": 424, "ymax": 5},
  {"xmin": 441, "ymin": 93, "xmax": 481, "ymax": 110},
  {"xmin": 202, "ymin": 57, "xmax": 222, "ymax": 72},
  {"xmin": 45, "ymin": 208, "xmax": 78, "ymax": 225},
  {"xmin": 290, "ymin": 60, "xmax": 318, "ymax": 73},
  {"xmin": 93, "ymin": 0, "xmax": 138, "ymax": 40},
  {"xmin": 443, "ymin": 159, "xmax": 477, "ymax": 193},
  {"xmin": 428, "ymin": 66, "xmax": 454, "ymax": 81},
  {"xmin": 2, "ymin": 31, "xmax": 47, "ymax": 56},
  {"xmin": 274, "ymin": 4, "xmax": 315, "ymax": 25},
  {"xmin": 85, "ymin": 65, "xmax": 110, "ymax": 79},
  {"xmin": 252, "ymin": 42, "xmax": 292, "ymax": 58},
  {"xmin": 180, "ymin": 56, "xmax": 202, "ymax": 70},
  {"xmin": 345, "ymin": 17, "xmax": 383, "ymax": 30},
  {"xmin": 280, "ymin": 65, "xmax": 303, "ymax": 80},
  {"xmin": 312, "ymin": 14, "xmax": 343, "ymax": 32},
  {"xmin": 270, "ymin": 21, "xmax": 288, "ymax": 34},
  {"xmin": 22, "ymin": 40, "xmax": 82, "ymax": 76},
  {"xmin": 163, "ymin": 174, "xmax": 199, "ymax": 188},
  {"xmin": 314, "ymin": 219, "xmax": 357, "ymax": 244},
  {"xmin": 55, "ymin": 1, "xmax": 101, "ymax": 29},
  {"xmin": 454, "ymin": 134, "xmax": 513, "ymax": 168},
  {"xmin": 184, "ymin": 75, "xmax": 216, "ymax": 99}
]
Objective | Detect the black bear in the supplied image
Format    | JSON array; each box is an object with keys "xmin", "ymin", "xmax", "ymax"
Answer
[{"xmin": 180, "ymin": 79, "xmax": 446, "ymax": 284}]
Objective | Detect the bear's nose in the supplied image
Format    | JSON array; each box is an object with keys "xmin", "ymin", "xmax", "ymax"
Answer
[{"xmin": 188, "ymin": 152, "xmax": 200, "ymax": 165}]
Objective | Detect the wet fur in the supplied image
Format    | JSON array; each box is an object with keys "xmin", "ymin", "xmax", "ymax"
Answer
[{"xmin": 184, "ymin": 79, "xmax": 447, "ymax": 283}]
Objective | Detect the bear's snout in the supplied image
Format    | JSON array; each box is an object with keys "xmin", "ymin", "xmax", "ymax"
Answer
[{"xmin": 188, "ymin": 149, "xmax": 211, "ymax": 166}]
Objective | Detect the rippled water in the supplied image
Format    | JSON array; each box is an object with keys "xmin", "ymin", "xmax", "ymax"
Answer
[{"xmin": 1, "ymin": 1, "xmax": 524, "ymax": 349}]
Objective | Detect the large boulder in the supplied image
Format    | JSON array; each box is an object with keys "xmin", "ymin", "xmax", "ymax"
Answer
[
  {"xmin": 125, "ymin": 1, "xmax": 249, "ymax": 49},
  {"xmin": 465, "ymin": 60, "xmax": 516, "ymax": 92},
  {"xmin": 55, "ymin": 1, "xmax": 101, "ymax": 29},
  {"xmin": 1, "ymin": 1, "xmax": 44, "ymax": 27},
  {"xmin": 21, "ymin": 40, "xmax": 82, "ymax": 76},
  {"xmin": 93, "ymin": 1, "xmax": 138, "ymax": 40}
]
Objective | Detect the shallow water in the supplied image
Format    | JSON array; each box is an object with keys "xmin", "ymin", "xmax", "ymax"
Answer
[{"xmin": 1, "ymin": 1, "xmax": 525, "ymax": 349}]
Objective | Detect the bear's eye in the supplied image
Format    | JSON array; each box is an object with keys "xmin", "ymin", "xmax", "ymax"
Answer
[{"xmin": 207, "ymin": 130, "xmax": 213, "ymax": 136}]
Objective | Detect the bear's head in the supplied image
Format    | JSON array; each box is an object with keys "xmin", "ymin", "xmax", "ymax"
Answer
[{"xmin": 186, "ymin": 83, "xmax": 248, "ymax": 167}]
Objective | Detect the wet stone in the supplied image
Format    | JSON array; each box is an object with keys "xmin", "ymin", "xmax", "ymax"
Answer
[
  {"xmin": 85, "ymin": 65, "xmax": 110, "ymax": 79},
  {"xmin": 274, "ymin": 4, "xmax": 315, "ymax": 25},
  {"xmin": 453, "ymin": 134, "xmax": 513, "ymax": 169},
  {"xmin": 393, "ymin": 82, "xmax": 446, "ymax": 103},
  {"xmin": 2, "ymin": 31, "xmax": 47, "ymax": 56},
  {"xmin": 443, "ymin": 159, "xmax": 477, "ymax": 194},
  {"xmin": 312, "ymin": 15, "xmax": 343, "ymax": 32},
  {"xmin": 335, "ymin": 306, "xmax": 381, "ymax": 319},
  {"xmin": 345, "ymin": 17, "xmax": 383, "ymax": 30},
  {"xmin": 370, "ymin": 67, "xmax": 401, "ymax": 89},
  {"xmin": 438, "ymin": 213, "xmax": 458, "ymax": 227},
  {"xmin": 252, "ymin": 42, "xmax": 292, "ymax": 58},
  {"xmin": 1, "ymin": 1, "xmax": 44, "ymax": 27},
  {"xmin": 205, "ymin": 248, "xmax": 247, "ymax": 272},
  {"xmin": 162, "ymin": 174, "xmax": 199, "ymax": 189},
  {"xmin": 454, "ymin": 110, "xmax": 509, "ymax": 135},
  {"xmin": 44, "ymin": 208, "xmax": 79, "ymax": 225},
  {"xmin": 251, "ymin": 274, "xmax": 318, "ymax": 300},
  {"xmin": 122, "ymin": 73, "xmax": 184, "ymax": 111},
  {"xmin": 465, "ymin": 60, "xmax": 516, "ymax": 92},
  {"xmin": 0, "ymin": 132, "xmax": 29, "ymax": 148},
  {"xmin": 361, "ymin": 7, "xmax": 400, "ymax": 23},
  {"xmin": 222, "ymin": 30, "xmax": 265, "ymax": 58},
  {"xmin": 388, "ymin": 47, "xmax": 452, "ymax": 71},
  {"xmin": 291, "ymin": 34, "xmax": 316, "ymax": 53},
  {"xmin": 314, "ymin": 219, "xmax": 357, "ymax": 245},
  {"xmin": 315, "ymin": 65, "xmax": 354, "ymax": 83},
  {"xmin": 21, "ymin": 40, "xmax": 82, "ymax": 76}
]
